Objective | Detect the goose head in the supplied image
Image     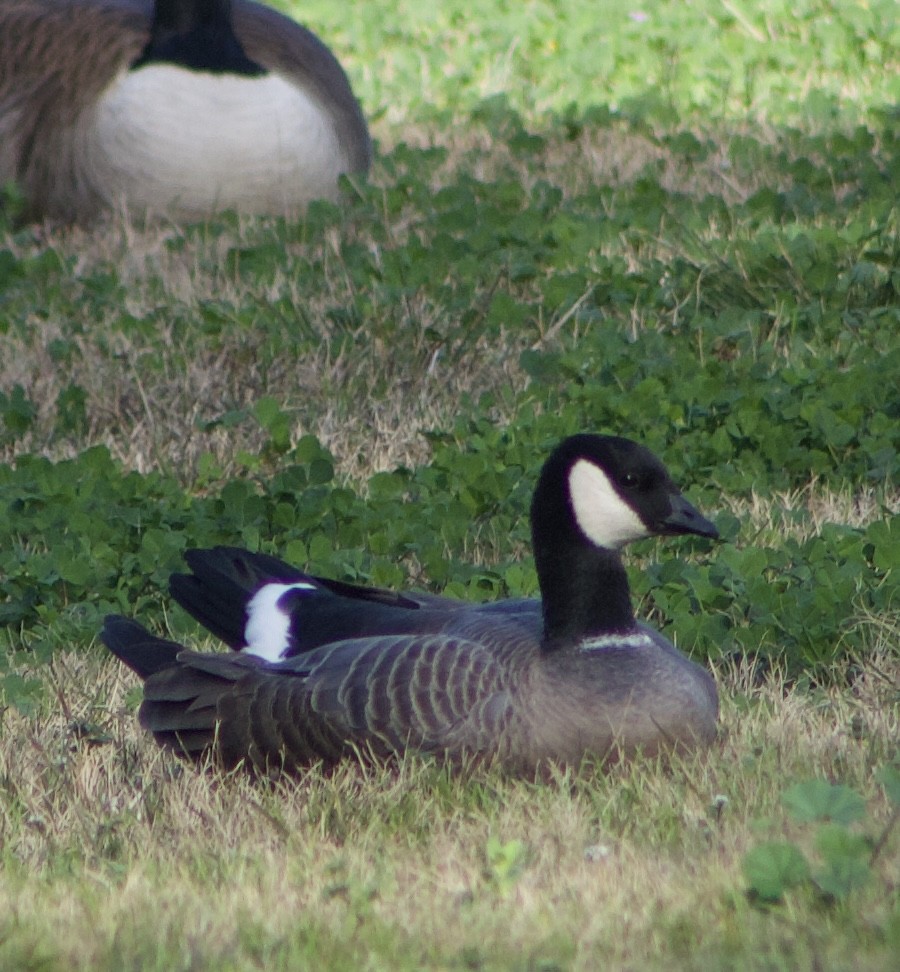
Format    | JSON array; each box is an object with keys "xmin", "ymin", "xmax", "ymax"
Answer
[{"xmin": 530, "ymin": 434, "xmax": 718, "ymax": 645}]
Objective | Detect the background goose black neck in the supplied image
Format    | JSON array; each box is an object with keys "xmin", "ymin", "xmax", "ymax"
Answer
[{"xmin": 134, "ymin": 0, "xmax": 265, "ymax": 75}]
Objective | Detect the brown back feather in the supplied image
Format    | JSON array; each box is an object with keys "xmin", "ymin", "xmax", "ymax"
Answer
[{"xmin": 135, "ymin": 632, "xmax": 518, "ymax": 771}]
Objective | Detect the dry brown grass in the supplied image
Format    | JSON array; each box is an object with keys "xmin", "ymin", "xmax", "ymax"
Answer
[
  {"xmin": 386, "ymin": 119, "xmax": 772, "ymax": 207},
  {"xmin": 722, "ymin": 482, "xmax": 900, "ymax": 541},
  {"xmin": 0, "ymin": 118, "xmax": 829, "ymax": 486},
  {"xmin": 1, "ymin": 170, "xmax": 535, "ymax": 484},
  {"xmin": 1, "ymin": 636, "xmax": 896, "ymax": 970}
]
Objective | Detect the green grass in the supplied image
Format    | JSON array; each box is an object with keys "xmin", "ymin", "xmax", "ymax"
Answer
[
  {"xmin": 0, "ymin": 0, "xmax": 898, "ymax": 968},
  {"xmin": 288, "ymin": 0, "xmax": 900, "ymax": 128}
]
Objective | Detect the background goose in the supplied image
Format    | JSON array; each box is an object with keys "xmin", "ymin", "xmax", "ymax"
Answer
[
  {"xmin": 0, "ymin": 0, "xmax": 371, "ymax": 221},
  {"xmin": 103, "ymin": 434, "xmax": 720, "ymax": 775}
]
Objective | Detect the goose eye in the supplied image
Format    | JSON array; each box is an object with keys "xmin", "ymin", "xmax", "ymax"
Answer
[{"xmin": 620, "ymin": 472, "xmax": 639, "ymax": 488}]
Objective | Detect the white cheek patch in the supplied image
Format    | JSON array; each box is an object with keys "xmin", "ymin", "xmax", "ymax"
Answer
[
  {"xmin": 244, "ymin": 583, "xmax": 316, "ymax": 662},
  {"xmin": 568, "ymin": 460, "xmax": 649, "ymax": 549}
]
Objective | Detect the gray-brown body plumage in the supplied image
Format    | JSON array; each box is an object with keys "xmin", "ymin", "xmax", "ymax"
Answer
[
  {"xmin": 104, "ymin": 435, "xmax": 721, "ymax": 776},
  {"xmin": 0, "ymin": 0, "xmax": 370, "ymax": 221}
]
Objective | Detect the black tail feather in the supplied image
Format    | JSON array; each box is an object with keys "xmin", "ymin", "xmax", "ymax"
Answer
[
  {"xmin": 169, "ymin": 546, "xmax": 306, "ymax": 649},
  {"xmin": 103, "ymin": 613, "xmax": 251, "ymax": 760},
  {"xmin": 101, "ymin": 616, "xmax": 183, "ymax": 680}
]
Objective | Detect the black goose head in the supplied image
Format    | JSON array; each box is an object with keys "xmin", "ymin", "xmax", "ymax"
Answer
[{"xmin": 530, "ymin": 434, "xmax": 718, "ymax": 644}]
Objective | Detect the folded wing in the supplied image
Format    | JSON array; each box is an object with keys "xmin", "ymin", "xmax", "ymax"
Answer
[{"xmin": 103, "ymin": 615, "xmax": 515, "ymax": 773}]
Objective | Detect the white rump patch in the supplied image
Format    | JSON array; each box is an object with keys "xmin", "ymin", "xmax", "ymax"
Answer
[
  {"xmin": 244, "ymin": 583, "xmax": 315, "ymax": 662},
  {"xmin": 568, "ymin": 460, "xmax": 649, "ymax": 549},
  {"xmin": 91, "ymin": 67, "xmax": 348, "ymax": 216},
  {"xmin": 578, "ymin": 632, "xmax": 655, "ymax": 652}
]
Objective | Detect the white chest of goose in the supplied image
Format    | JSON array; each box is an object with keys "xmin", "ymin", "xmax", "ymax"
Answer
[{"xmin": 0, "ymin": 0, "xmax": 370, "ymax": 221}]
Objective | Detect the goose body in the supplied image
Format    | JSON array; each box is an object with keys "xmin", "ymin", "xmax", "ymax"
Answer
[
  {"xmin": 0, "ymin": 0, "xmax": 370, "ymax": 221},
  {"xmin": 103, "ymin": 435, "xmax": 720, "ymax": 775}
]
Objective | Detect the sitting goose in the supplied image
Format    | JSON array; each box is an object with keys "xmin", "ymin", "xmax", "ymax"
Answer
[
  {"xmin": 103, "ymin": 434, "xmax": 720, "ymax": 775},
  {"xmin": 0, "ymin": 0, "xmax": 370, "ymax": 221}
]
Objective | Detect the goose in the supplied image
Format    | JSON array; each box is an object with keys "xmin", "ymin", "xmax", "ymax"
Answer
[
  {"xmin": 103, "ymin": 434, "xmax": 720, "ymax": 776},
  {"xmin": 0, "ymin": 0, "xmax": 371, "ymax": 222}
]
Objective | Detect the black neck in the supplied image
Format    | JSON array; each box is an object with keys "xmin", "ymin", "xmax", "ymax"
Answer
[
  {"xmin": 133, "ymin": 0, "xmax": 265, "ymax": 76},
  {"xmin": 533, "ymin": 531, "xmax": 636, "ymax": 650}
]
